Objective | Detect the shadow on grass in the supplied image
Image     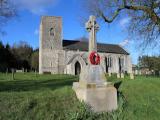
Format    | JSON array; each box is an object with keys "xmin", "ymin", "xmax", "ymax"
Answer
[
  {"xmin": 114, "ymin": 81, "xmax": 122, "ymax": 90},
  {"xmin": 0, "ymin": 77, "xmax": 77, "ymax": 92}
]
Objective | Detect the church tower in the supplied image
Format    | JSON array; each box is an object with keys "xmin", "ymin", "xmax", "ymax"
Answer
[{"xmin": 39, "ymin": 16, "xmax": 63, "ymax": 74}]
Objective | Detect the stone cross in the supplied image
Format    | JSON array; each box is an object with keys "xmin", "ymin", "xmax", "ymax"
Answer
[{"xmin": 86, "ymin": 15, "xmax": 99, "ymax": 52}]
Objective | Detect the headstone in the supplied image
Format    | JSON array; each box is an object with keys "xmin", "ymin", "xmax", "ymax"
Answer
[
  {"xmin": 16, "ymin": 70, "xmax": 23, "ymax": 73},
  {"xmin": 11, "ymin": 68, "xmax": 15, "ymax": 80},
  {"xmin": 73, "ymin": 15, "xmax": 117, "ymax": 112},
  {"xmin": 35, "ymin": 70, "xmax": 37, "ymax": 77},
  {"xmin": 121, "ymin": 73, "xmax": 124, "ymax": 78},
  {"xmin": 22, "ymin": 68, "xmax": 25, "ymax": 73},
  {"xmin": 117, "ymin": 73, "xmax": 120, "ymax": 78},
  {"xmin": 130, "ymin": 73, "xmax": 134, "ymax": 79},
  {"xmin": 6, "ymin": 68, "xmax": 8, "ymax": 75},
  {"xmin": 108, "ymin": 72, "xmax": 111, "ymax": 77}
]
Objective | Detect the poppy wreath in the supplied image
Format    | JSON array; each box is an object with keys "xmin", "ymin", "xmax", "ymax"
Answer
[{"xmin": 89, "ymin": 51, "xmax": 100, "ymax": 65}]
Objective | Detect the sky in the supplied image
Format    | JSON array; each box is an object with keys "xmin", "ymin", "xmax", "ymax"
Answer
[{"xmin": 1, "ymin": 0, "xmax": 159, "ymax": 64}]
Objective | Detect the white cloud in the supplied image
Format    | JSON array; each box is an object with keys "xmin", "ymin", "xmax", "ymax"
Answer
[
  {"xmin": 12, "ymin": 0, "xmax": 59, "ymax": 15},
  {"xmin": 34, "ymin": 29, "xmax": 39, "ymax": 35},
  {"xmin": 119, "ymin": 17, "xmax": 131, "ymax": 27},
  {"xmin": 119, "ymin": 39, "xmax": 129, "ymax": 47}
]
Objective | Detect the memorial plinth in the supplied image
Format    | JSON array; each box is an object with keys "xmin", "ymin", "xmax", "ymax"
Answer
[
  {"xmin": 73, "ymin": 15, "xmax": 117, "ymax": 112},
  {"xmin": 73, "ymin": 65, "xmax": 118, "ymax": 112}
]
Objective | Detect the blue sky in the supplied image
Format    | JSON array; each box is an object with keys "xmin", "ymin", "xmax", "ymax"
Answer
[{"xmin": 1, "ymin": 0, "xmax": 159, "ymax": 64}]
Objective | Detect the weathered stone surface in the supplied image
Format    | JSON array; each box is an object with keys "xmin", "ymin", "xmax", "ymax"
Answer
[
  {"xmin": 73, "ymin": 83, "xmax": 118, "ymax": 112},
  {"xmin": 73, "ymin": 64, "xmax": 118, "ymax": 112},
  {"xmin": 79, "ymin": 65, "xmax": 106, "ymax": 86},
  {"xmin": 85, "ymin": 15, "xmax": 99, "ymax": 53},
  {"xmin": 39, "ymin": 16, "xmax": 64, "ymax": 74}
]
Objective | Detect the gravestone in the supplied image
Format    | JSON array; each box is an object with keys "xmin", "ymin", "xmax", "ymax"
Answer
[
  {"xmin": 121, "ymin": 73, "xmax": 124, "ymax": 78},
  {"xmin": 108, "ymin": 72, "xmax": 111, "ymax": 77},
  {"xmin": 117, "ymin": 73, "xmax": 120, "ymax": 78},
  {"xmin": 73, "ymin": 15, "xmax": 117, "ymax": 112},
  {"xmin": 130, "ymin": 73, "xmax": 134, "ymax": 79}
]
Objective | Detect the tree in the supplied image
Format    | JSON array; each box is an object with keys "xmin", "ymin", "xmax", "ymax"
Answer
[
  {"xmin": 0, "ymin": 41, "xmax": 6, "ymax": 71},
  {"xmin": 0, "ymin": 41, "xmax": 36, "ymax": 72},
  {"xmin": 83, "ymin": 0, "xmax": 160, "ymax": 48},
  {"xmin": 138, "ymin": 55, "xmax": 160, "ymax": 71},
  {"xmin": 0, "ymin": 41, "xmax": 16, "ymax": 72},
  {"xmin": 0, "ymin": 0, "xmax": 17, "ymax": 34},
  {"xmin": 11, "ymin": 41, "xmax": 33, "ymax": 70},
  {"xmin": 4, "ymin": 43, "xmax": 16, "ymax": 69},
  {"xmin": 31, "ymin": 50, "xmax": 39, "ymax": 71}
]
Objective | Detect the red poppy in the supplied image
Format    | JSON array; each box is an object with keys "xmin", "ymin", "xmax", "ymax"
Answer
[{"xmin": 89, "ymin": 51, "xmax": 100, "ymax": 65}]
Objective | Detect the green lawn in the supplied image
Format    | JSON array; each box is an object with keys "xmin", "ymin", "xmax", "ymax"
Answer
[{"xmin": 0, "ymin": 73, "xmax": 160, "ymax": 120}]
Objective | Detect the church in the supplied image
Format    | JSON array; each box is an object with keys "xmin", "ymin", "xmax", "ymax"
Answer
[{"xmin": 39, "ymin": 16, "xmax": 132, "ymax": 75}]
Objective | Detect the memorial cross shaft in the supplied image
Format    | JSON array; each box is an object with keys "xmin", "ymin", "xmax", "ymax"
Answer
[{"xmin": 85, "ymin": 15, "xmax": 99, "ymax": 52}]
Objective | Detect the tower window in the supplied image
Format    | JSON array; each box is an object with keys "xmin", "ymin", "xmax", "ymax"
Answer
[{"xmin": 49, "ymin": 28, "xmax": 54, "ymax": 36}]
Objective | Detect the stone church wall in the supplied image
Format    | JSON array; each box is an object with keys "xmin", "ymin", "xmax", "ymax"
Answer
[
  {"xmin": 39, "ymin": 16, "xmax": 132, "ymax": 75},
  {"xmin": 63, "ymin": 50, "xmax": 132, "ymax": 75},
  {"xmin": 39, "ymin": 16, "xmax": 63, "ymax": 74},
  {"xmin": 39, "ymin": 50, "xmax": 65, "ymax": 74}
]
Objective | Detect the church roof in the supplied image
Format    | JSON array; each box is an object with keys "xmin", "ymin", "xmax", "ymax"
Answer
[{"xmin": 63, "ymin": 40, "xmax": 129, "ymax": 55}]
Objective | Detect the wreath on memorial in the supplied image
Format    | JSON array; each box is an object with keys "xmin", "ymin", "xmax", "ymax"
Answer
[{"xmin": 89, "ymin": 51, "xmax": 100, "ymax": 65}]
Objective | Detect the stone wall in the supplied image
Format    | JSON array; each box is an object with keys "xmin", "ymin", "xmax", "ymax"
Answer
[
  {"xmin": 40, "ymin": 46, "xmax": 131, "ymax": 75},
  {"xmin": 39, "ymin": 16, "xmax": 63, "ymax": 74},
  {"xmin": 64, "ymin": 50, "xmax": 131, "ymax": 75}
]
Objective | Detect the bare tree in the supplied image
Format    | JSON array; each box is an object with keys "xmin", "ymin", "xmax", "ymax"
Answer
[
  {"xmin": 31, "ymin": 50, "xmax": 39, "ymax": 71},
  {"xmin": 0, "ymin": 0, "xmax": 17, "ymax": 34},
  {"xmin": 83, "ymin": 0, "xmax": 160, "ymax": 48}
]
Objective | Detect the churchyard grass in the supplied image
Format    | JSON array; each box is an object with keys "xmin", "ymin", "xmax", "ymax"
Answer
[{"xmin": 0, "ymin": 73, "xmax": 160, "ymax": 120}]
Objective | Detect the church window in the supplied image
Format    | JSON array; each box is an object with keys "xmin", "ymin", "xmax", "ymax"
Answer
[
  {"xmin": 105, "ymin": 56, "xmax": 112, "ymax": 73},
  {"xmin": 49, "ymin": 28, "xmax": 54, "ymax": 36},
  {"xmin": 109, "ymin": 57, "xmax": 112, "ymax": 68},
  {"xmin": 121, "ymin": 58, "xmax": 124, "ymax": 67},
  {"xmin": 106, "ymin": 56, "xmax": 112, "ymax": 68},
  {"xmin": 119, "ymin": 57, "xmax": 124, "ymax": 73}
]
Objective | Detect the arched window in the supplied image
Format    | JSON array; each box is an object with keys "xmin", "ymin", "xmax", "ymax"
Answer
[
  {"xmin": 105, "ymin": 56, "xmax": 112, "ymax": 73},
  {"xmin": 105, "ymin": 57, "xmax": 109, "ymax": 73},
  {"xmin": 105, "ymin": 57, "xmax": 112, "ymax": 67},
  {"xmin": 49, "ymin": 28, "xmax": 54, "ymax": 36},
  {"xmin": 75, "ymin": 61, "xmax": 81, "ymax": 75},
  {"xmin": 109, "ymin": 57, "xmax": 112, "ymax": 68},
  {"xmin": 119, "ymin": 57, "xmax": 124, "ymax": 67},
  {"xmin": 119, "ymin": 57, "xmax": 124, "ymax": 73}
]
